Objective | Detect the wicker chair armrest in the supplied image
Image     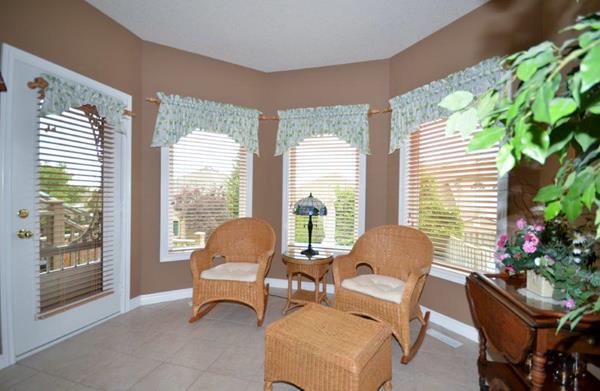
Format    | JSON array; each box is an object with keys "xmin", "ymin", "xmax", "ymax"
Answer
[
  {"xmin": 256, "ymin": 249, "xmax": 275, "ymax": 279},
  {"xmin": 332, "ymin": 254, "xmax": 359, "ymax": 287},
  {"xmin": 400, "ymin": 266, "xmax": 430, "ymax": 311},
  {"xmin": 189, "ymin": 248, "xmax": 215, "ymax": 279}
]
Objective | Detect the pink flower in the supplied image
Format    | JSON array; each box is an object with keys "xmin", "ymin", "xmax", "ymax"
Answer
[
  {"xmin": 564, "ymin": 298, "xmax": 576, "ymax": 310},
  {"xmin": 523, "ymin": 241, "xmax": 537, "ymax": 253},
  {"xmin": 516, "ymin": 218, "xmax": 527, "ymax": 230},
  {"xmin": 497, "ymin": 253, "xmax": 509, "ymax": 261},
  {"xmin": 534, "ymin": 224, "xmax": 544, "ymax": 232},
  {"xmin": 524, "ymin": 232, "xmax": 539, "ymax": 246},
  {"xmin": 505, "ymin": 265, "xmax": 516, "ymax": 274},
  {"xmin": 497, "ymin": 234, "xmax": 508, "ymax": 248}
]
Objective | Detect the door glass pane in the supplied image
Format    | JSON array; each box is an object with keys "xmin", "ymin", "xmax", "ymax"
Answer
[{"xmin": 37, "ymin": 106, "xmax": 114, "ymax": 315}]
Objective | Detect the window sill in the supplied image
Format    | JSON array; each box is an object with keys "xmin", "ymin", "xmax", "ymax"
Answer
[
  {"xmin": 160, "ymin": 252, "xmax": 192, "ymax": 262},
  {"xmin": 429, "ymin": 264, "xmax": 469, "ymax": 285}
]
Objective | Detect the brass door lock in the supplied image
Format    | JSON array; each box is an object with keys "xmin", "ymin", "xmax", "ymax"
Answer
[
  {"xmin": 17, "ymin": 209, "xmax": 29, "ymax": 218},
  {"xmin": 17, "ymin": 229, "xmax": 33, "ymax": 239}
]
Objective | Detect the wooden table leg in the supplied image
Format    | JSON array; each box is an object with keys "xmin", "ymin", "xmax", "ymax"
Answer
[
  {"xmin": 314, "ymin": 271, "xmax": 319, "ymax": 304},
  {"xmin": 531, "ymin": 351, "xmax": 546, "ymax": 390},
  {"xmin": 283, "ymin": 273, "xmax": 293, "ymax": 314},
  {"xmin": 478, "ymin": 331, "xmax": 487, "ymax": 389}
]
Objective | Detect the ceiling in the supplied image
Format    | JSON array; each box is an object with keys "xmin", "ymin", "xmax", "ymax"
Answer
[{"xmin": 86, "ymin": 0, "xmax": 488, "ymax": 73}]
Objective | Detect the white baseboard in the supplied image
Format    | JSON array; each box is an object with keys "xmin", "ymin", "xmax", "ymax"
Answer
[
  {"xmin": 139, "ymin": 287, "xmax": 193, "ymax": 306},
  {"xmin": 127, "ymin": 296, "xmax": 141, "ymax": 311},
  {"xmin": 421, "ymin": 305, "xmax": 478, "ymax": 342},
  {"xmin": 0, "ymin": 354, "xmax": 11, "ymax": 370},
  {"xmin": 131, "ymin": 278, "xmax": 478, "ymax": 343}
]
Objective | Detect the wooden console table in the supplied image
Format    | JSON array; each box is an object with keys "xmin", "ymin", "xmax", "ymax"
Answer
[{"xmin": 466, "ymin": 272, "xmax": 600, "ymax": 390}]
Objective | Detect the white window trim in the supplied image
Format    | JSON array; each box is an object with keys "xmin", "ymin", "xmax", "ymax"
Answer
[
  {"xmin": 160, "ymin": 144, "xmax": 253, "ymax": 262},
  {"xmin": 398, "ymin": 134, "xmax": 508, "ymax": 285},
  {"xmin": 281, "ymin": 150, "xmax": 366, "ymax": 255}
]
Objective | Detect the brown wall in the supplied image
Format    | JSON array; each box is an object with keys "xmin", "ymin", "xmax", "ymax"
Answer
[
  {"xmin": 2, "ymin": 0, "xmax": 598, "ymax": 325},
  {"xmin": 138, "ymin": 41, "xmax": 267, "ymax": 294}
]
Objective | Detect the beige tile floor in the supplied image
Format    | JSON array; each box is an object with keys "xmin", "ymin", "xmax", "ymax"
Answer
[{"xmin": 0, "ymin": 291, "xmax": 479, "ymax": 390}]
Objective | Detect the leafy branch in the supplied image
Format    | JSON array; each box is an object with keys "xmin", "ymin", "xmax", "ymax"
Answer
[{"xmin": 439, "ymin": 13, "xmax": 600, "ymax": 331}]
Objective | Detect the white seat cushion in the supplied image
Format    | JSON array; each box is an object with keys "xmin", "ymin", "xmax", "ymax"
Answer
[
  {"xmin": 200, "ymin": 262, "xmax": 259, "ymax": 283},
  {"xmin": 341, "ymin": 274, "xmax": 405, "ymax": 304}
]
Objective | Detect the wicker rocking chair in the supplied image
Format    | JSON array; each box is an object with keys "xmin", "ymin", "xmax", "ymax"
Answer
[
  {"xmin": 189, "ymin": 218, "xmax": 276, "ymax": 326},
  {"xmin": 333, "ymin": 225, "xmax": 433, "ymax": 364}
]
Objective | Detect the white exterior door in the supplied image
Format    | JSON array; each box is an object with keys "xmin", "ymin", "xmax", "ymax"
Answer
[{"xmin": 0, "ymin": 45, "xmax": 131, "ymax": 359}]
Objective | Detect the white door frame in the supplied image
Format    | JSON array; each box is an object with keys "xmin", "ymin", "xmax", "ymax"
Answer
[{"xmin": 0, "ymin": 44, "xmax": 132, "ymax": 368}]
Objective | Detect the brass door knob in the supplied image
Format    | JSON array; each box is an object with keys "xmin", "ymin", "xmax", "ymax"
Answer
[
  {"xmin": 17, "ymin": 209, "xmax": 29, "ymax": 219},
  {"xmin": 17, "ymin": 229, "xmax": 33, "ymax": 239}
]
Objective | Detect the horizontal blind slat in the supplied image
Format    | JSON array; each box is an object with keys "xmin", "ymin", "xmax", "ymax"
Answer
[{"xmin": 405, "ymin": 119, "xmax": 500, "ymax": 273}]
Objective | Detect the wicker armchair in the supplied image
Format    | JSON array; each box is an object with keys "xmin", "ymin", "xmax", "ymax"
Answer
[
  {"xmin": 333, "ymin": 225, "xmax": 433, "ymax": 364},
  {"xmin": 189, "ymin": 218, "xmax": 276, "ymax": 326}
]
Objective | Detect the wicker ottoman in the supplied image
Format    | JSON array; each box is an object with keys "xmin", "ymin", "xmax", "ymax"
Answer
[{"xmin": 264, "ymin": 303, "xmax": 392, "ymax": 391}]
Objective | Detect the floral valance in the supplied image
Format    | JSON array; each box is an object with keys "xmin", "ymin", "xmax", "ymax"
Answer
[
  {"xmin": 275, "ymin": 104, "xmax": 370, "ymax": 155},
  {"xmin": 40, "ymin": 73, "xmax": 127, "ymax": 133},
  {"xmin": 151, "ymin": 92, "xmax": 261, "ymax": 154},
  {"xmin": 388, "ymin": 57, "xmax": 505, "ymax": 153}
]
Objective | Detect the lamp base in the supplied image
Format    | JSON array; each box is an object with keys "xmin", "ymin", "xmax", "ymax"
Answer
[{"xmin": 301, "ymin": 247, "xmax": 319, "ymax": 257}]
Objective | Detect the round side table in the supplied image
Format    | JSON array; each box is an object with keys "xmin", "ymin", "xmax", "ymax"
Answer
[{"xmin": 282, "ymin": 249, "xmax": 333, "ymax": 314}]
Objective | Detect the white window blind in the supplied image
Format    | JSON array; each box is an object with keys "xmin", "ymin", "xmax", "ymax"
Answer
[
  {"xmin": 38, "ymin": 106, "xmax": 114, "ymax": 316},
  {"xmin": 285, "ymin": 135, "xmax": 362, "ymax": 252},
  {"xmin": 166, "ymin": 130, "xmax": 248, "ymax": 255},
  {"xmin": 402, "ymin": 119, "xmax": 500, "ymax": 272}
]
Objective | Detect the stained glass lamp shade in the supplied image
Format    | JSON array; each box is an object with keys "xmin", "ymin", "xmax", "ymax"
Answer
[{"xmin": 294, "ymin": 193, "xmax": 327, "ymax": 256}]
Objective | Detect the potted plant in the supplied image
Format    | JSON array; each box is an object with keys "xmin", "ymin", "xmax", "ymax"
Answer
[
  {"xmin": 496, "ymin": 218, "xmax": 553, "ymax": 296},
  {"xmin": 439, "ymin": 13, "xmax": 600, "ymax": 329},
  {"xmin": 497, "ymin": 217, "xmax": 598, "ymax": 302}
]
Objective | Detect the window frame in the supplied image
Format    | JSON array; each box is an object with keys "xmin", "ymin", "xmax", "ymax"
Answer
[
  {"xmin": 397, "ymin": 130, "xmax": 508, "ymax": 285},
  {"xmin": 159, "ymin": 140, "xmax": 253, "ymax": 262},
  {"xmin": 281, "ymin": 142, "xmax": 366, "ymax": 255}
]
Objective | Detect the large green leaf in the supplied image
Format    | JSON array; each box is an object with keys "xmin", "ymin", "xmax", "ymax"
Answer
[
  {"xmin": 568, "ymin": 74, "xmax": 582, "ymax": 108},
  {"xmin": 439, "ymin": 91, "xmax": 474, "ymax": 111},
  {"xmin": 549, "ymin": 98, "xmax": 577, "ymax": 125},
  {"xmin": 532, "ymin": 83, "xmax": 552, "ymax": 123},
  {"xmin": 547, "ymin": 123, "xmax": 574, "ymax": 156},
  {"xmin": 496, "ymin": 144, "xmax": 515, "ymax": 176},
  {"xmin": 516, "ymin": 59, "xmax": 539, "ymax": 82},
  {"xmin": 521, "ymin": 126, "xmax": 550, "ymax": 164},
  {"xmin": 468, "ymin": 127, "xmax": 504, "ymax": 151},
  {"xmin": 581, "ymin": 185, "xmax": 596, "ymax": 210},
  {"xmin": 476, "ymin": 90, "xmax": 498, "ymax": 120},
  {"xmin": 534, "ymin": 185, "xmax": 562, "ymax": 202},
  {"xmin": 588, "ymin": 100, "xmax": 600, "ymax": 114},
  {"xmin": 544, "ymin": 201, "xmax": 562, "ymax": 220},
  {"xmin": 575, "ymin": 130, "xmax": 597, "ymax": 151},
  {"xmin": 561, "ymin": 197, "xmax": 583, "ymax": 223},
  {"xmin": 581, "ymin": 46, "xmax": 600, "ymax": 92},
  {"xmin": 579, "ymin": 30, "xmax": 600, "ymax": 48},
  {"xmin": 567, "ymin": 172, "xmax": 594, "ymax": 199},
  {"xmin": 458, "ymin": 108, "xmax": 479, "ymax": 138}
]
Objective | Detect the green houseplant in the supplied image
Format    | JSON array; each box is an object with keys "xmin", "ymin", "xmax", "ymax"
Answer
[{"xmin": 439, "ymin": 13, "xmax": 600, "ymax": 330}]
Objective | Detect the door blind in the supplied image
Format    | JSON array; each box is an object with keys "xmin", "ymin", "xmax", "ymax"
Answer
[
  {"xmin": 168, "ymin": 130, "xmax": 248, "ymax": 254},
  {"xmin": 37, "ymin": 106, "xmax": 115, "ymax": 316},
  {"xmin": 286, "ymin": 135, "xmax": 360, "ymax": 252},
  {"xmin": 404, "ymin": 119, "xmax": 499, "ymax": 272}
]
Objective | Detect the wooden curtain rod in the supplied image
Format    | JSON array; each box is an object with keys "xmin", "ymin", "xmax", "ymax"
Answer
[
  {"xmin": 27, "ymin": 77, "xmax": 135, "ymax": 117},
  {"xmin": 145, "ymin": 97, "xmax": 392, "ymax": 121}
]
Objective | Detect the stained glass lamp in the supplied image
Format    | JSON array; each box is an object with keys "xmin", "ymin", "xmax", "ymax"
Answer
[{"xmin": 294, "ymin": 193, "xmax": 327, "ymax": 256}]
